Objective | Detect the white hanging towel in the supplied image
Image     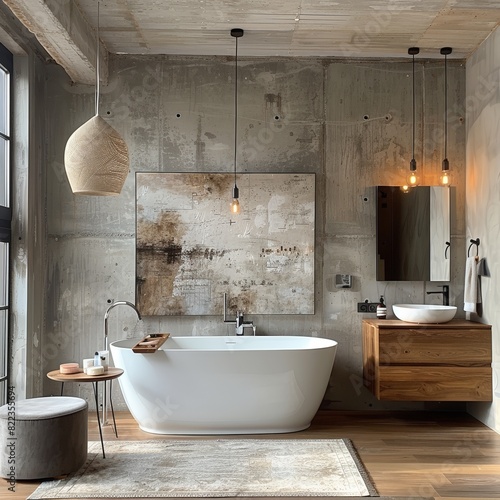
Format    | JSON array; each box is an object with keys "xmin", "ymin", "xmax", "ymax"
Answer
[{"xmin": 464, "ymin": 256, "xmax": 479, "ymax": 312}]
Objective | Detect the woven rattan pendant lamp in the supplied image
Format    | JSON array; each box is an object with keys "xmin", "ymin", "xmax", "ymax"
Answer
[{"xmin": 64, "ymin": 0, "xmax": 129, "ymax": 196}]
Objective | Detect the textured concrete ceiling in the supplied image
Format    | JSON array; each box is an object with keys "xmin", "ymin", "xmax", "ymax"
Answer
[
  {"xmin": 74, "ymin": 0, "xmax": 500, "ymax": 58},
  {"xmin": 2, "ymin": 0, "xmax": 500, "ymax": 83}
]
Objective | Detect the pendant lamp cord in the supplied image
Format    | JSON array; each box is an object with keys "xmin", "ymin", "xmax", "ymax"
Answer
[
  {"xmin": 444, "ymin": 52, "xmax": 448, "ymax": 161},
  {"xmin": 95, "ymin": 0, "xmax": 100, "ymax": 117},
  {"xmin": 233, "ymin": 35, "xmax": 238, "ymax": 188},
  {"xmin": 412, "ymin": 51, "xmax": 415, "ymax": 161}
]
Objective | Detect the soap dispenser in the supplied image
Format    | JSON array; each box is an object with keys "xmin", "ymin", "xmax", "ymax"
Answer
[{"xmin": 377, "ymin": 295, "xmax": 387, "ymax": 319}]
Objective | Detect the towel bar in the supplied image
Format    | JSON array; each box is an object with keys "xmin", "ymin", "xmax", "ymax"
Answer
[{"xmin": 467, "ymin": 238, "xmax": 480, "ymax": 258}]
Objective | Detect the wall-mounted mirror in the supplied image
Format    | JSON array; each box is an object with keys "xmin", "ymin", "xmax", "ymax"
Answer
[{"xmin": 376, "ymin": 186, "xmax": 450, "ymax": 281}]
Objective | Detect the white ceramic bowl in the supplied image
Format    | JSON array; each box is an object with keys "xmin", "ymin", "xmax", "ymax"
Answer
[{"xmin": 392, "ymin": 304, "xmax": 457, "ymax": 324}]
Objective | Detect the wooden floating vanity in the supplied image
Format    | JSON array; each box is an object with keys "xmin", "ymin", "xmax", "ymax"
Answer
[{"xmin": 362, "ymin": 319, "xmax": 492, "ymax": 401}]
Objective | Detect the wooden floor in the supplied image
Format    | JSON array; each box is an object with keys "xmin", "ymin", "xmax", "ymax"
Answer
[{"xmin": 2, "ymin": 410, "xmax": 500, "ymax": 499}]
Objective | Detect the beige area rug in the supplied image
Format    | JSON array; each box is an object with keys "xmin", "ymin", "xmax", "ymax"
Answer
[{"xmin": 28, "ymin": 439, "xmax": 378, "ymax": 498}]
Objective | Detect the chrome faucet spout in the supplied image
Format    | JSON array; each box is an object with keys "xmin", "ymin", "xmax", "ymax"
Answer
[
  {"xmin": 102, "ymin": 300, "xmax": 142, "ymax": 427},
  {"xmin": 223, "ymin": 293, "xmax": 255, "ymax": 335},
  {"xmin": 237, "ymin": 320, "xmax": 254, "ymax": 336},
  {"xmin": 104, "ymin": 300, "xmax": 142, "ymax": 350}
]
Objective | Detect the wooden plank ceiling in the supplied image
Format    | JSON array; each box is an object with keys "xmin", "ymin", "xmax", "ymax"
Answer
[
  {"xmin": 2, "ymin": 0, "xmax": 500, "ymax": 83},
  {"xmin": 74, "ymin": 0, "xmax": 500, "ymax": 58}
]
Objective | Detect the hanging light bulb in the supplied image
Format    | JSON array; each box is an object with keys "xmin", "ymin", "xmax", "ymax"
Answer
[
  {"xmin": 407, "ymin": 47, "xmax": 420, "ymax": 188},
  {"xmin": 408, "ymin": 159, "xmax": 419, "ymax": 187},
  {"xmin": 440, "ymin": 47, "xmax": 452, "ymax": 187},
  {"xmin": 440, "ymin": 163, "xmax": 451, "ymax": 186},
  {"xmin": 230, "ymin": 185, "xmax": 240, "ymax": 214},
  {"xmin": 229, "ymin": 28, "xmax": 243, "ymax": 214},
  {"xmin": 64, "ymin": 0, "xmax": 129, "ymax": 196}
]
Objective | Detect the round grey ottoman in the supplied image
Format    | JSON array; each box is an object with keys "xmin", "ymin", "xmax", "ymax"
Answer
[{"xmin": 0, "ymin": 396, "xmax": 88, "ymax": 480}]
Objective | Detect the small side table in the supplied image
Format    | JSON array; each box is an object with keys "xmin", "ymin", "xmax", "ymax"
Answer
[{"xmin": 47, "ymin": 367, "xmax": 124, "ymax": 458}]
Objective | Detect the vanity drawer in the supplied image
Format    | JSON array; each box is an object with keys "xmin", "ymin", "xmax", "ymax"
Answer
[
  {"xmin": 362, "ymin": 319, "xmax": 493, "ymax": 401},
  {"xmin": 378, "ymin": 366, "xmax": 492, "ymax": 401},
  {"xmin": 378, "ymin": 329, "xmax": 491, "ymax": 366}
]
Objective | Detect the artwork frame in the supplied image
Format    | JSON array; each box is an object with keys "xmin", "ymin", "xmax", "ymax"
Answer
[{"xmin": 135, "ymin": 172, "xmax": 315, "ymax": 316}]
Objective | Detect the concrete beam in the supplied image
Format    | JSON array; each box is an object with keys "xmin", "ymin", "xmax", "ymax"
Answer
[
  {"xmin": 0, "ymin": 2, "xmax": 46, "ymax": 57},
  {"xmin": 3, "ymin": 0, "xmax": 107, "ymax": 84},
  {"xmin": 0, "ymin": 24, "xmax": 25, "ymax": 55}
]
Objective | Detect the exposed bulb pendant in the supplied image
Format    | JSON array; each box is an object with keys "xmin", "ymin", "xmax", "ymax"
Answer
[
  {"xmin": 440, "ymin": 162, "xmax": 451, "ymax": 186},
  {"xmin": 230, "ymin": 185, "xmax": 240, "ymax": 214},
  {"xmin": 229, "ymin": 28, "xmax": 243, "ymax": 215},
  {"xmin": 408, "ymin": 159, "xmax": 418, "ymax": 187},
  {"xmin": 64, "ymin": 0, "xmax": 129, "ymax": 196},
  {"xmin": 407, "ymin": 47, "xmax": 420, "ymax": 189},
  {"xmin": 440, "ymin": 47, "xmax": 452, "ymax": 187}
]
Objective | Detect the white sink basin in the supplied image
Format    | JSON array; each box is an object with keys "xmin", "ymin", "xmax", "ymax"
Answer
[{"xmin": 392, "ymin": 304, "xmax": 457, "ymax": 324}]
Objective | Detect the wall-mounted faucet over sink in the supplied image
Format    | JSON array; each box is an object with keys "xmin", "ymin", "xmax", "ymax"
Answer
[{"xmin": 426, "ymin": 285, "xmax": 450, "ymax": 306}]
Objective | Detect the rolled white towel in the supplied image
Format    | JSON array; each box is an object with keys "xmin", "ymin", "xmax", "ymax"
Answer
[{"xmin": 464, "ymin": 256, "xmax": 478, "ymax": 313}]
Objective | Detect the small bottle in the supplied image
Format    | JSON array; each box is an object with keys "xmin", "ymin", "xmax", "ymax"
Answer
[
  {"xmin": 377, "ymin": 295, "xmax": 387, "ymax": 319},
  {"xmin": 94, "ymin": 351, "xmax": 101, "ymax": 366}
]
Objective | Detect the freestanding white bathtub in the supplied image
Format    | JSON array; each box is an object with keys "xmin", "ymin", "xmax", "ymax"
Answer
[{"xmin": 110, "ymin": 335, "xmax": 337, "ymax": 435}]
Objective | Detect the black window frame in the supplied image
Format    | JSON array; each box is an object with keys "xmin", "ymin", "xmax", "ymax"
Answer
[{"xmin": 0, "ymin": 42, "xmax": 12, "ymax": 406}]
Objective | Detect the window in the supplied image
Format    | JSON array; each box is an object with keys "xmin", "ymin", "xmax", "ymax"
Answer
[{"xmin": 0, "ymin": 43, "xmax": 12, "ymax": 406}]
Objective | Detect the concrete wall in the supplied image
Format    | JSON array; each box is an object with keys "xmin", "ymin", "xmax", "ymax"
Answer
[
  {"xmin": 10, "ymin": 52, "xmax": 46, "ymax": 400},
  {"xmin": 465, "ymin": 29, "xmax": 500, "ymax": 433},
  {"xmin": 39, "ymin": 54, "xmax": 466, "ymax": 411}
]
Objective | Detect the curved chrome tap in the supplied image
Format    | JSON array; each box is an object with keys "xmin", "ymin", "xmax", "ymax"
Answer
[
  {"xmin": 103, "ymin": 300, "xmax": 142, "ymax": 350},
  {"xmin": 102, "ymin": 300, "xmax": 142, "ymax": 426}
]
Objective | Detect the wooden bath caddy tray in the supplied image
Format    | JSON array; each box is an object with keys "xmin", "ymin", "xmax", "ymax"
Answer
[{"xmin": 132, "ymin": 333, "xmax": 170, "ymax": 353}]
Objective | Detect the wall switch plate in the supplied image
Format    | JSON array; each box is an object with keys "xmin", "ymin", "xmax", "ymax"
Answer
[
  {"xmin": 335, "ymin": 274, "xmax": 352, "ymax": 288},
  {"xmin": 357, "ymin": 302, "xmax": 378, "ymax": 313}
]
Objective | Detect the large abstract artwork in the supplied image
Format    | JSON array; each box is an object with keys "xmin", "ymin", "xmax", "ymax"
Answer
[{"xmin": 136, "ymin": 173, "xmax": 315, "ymax": 315}]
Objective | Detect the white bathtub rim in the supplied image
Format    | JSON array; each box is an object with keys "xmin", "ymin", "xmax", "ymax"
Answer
[{"xmin": 110, "ymin": 335, "xmax": 338, "ymax": 352}]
